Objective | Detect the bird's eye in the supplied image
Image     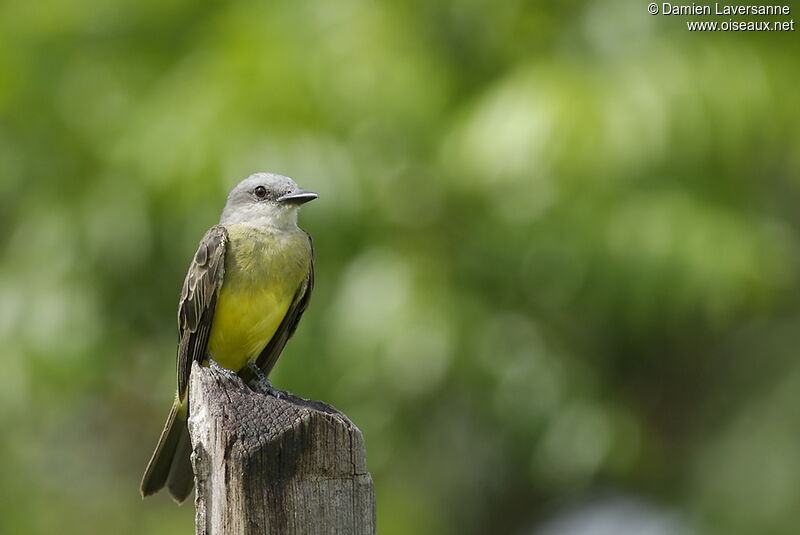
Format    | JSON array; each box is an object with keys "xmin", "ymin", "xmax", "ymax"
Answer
[{"xmin": 254, "ymin": 186, "xmax": 267, "ymax": 199}]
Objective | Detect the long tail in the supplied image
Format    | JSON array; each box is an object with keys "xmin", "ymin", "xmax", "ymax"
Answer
[{"xmin": 140, "ymin": 400, "xmax": 195, "ymax": 504}]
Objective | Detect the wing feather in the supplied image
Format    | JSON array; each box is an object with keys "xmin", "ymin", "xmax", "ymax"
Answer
[{"xmin": 176, "ymin": 225, "xmax": 227, "ymax": 396}]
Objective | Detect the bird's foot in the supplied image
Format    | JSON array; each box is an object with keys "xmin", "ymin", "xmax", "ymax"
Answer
[
  {"xmin": 208, "ymin": 358, "xmax": 238, "ymax": 379},
  {"xmin": 246, "ymin": 363, "xmax": 285, "ymax": 399}
]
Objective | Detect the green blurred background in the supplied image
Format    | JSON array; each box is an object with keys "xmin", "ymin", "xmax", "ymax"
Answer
[{"xmin": 2, "ymin": 1, "xmax": 799, "ymax": 533}]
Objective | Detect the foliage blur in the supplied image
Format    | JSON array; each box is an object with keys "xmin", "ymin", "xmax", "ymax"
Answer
[{"xmin": 1, "ymin": 1, "xmax": 799, "ymax": 533}]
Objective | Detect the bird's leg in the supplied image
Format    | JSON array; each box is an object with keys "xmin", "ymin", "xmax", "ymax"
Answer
[
  {"xmin": 207, "ymin": 359, "xmax": 242, "ymax": 393},
  {"xmin": 246, "ymin": 362, "xmax": 285, "ymax": 399},
  {"xmin": 208, "ymin": 358, "xmax": 238, "ymax": 379}
]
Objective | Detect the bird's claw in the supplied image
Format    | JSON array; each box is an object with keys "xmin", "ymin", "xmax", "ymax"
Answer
[
  {"xmin": 246, "ymin": 363, "xmax": 285, "ymax": 399},
  {"xmin": 209, "ymin": 358, "xmax": 238, "ymax": 379}
]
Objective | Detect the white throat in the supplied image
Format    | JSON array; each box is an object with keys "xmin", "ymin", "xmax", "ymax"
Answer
[{"xmin": 220, "ymin": 203, "xmax": 300, "ymax": 230}]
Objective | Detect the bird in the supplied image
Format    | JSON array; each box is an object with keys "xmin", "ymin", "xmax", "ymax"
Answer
[{"xmin": 140, "ymin": 172, "xmax": 317, "ymax": 503}]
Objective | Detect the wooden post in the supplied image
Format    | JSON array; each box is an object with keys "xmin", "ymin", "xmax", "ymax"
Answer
[{"xmin": 188, "ymin": 362, "xmax": 376, "ymax": 535}]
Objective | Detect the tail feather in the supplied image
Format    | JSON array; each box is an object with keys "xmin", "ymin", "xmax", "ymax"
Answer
[
  {"xmin": 140, "ymin": 401, "xmax": 194, "ymax": 502},
  {"xmin": 166, "ymin": 428, "xmax": 195, "ymax": 503}
]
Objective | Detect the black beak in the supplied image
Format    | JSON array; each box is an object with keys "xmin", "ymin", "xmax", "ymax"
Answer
[{"xmin": 276, "ymin": 190, "xmax": 318, "ymax": 205}]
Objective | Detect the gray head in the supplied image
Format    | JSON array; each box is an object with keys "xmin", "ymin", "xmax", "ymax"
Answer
[{"xmin": 220, "ymin": 172, "xmax": 317, "ymax": 227}]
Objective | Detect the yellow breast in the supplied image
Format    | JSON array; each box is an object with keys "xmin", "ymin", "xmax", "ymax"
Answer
[{"xmin": 207, "ymin": 224, "xmax": 311, "ymax": 372}]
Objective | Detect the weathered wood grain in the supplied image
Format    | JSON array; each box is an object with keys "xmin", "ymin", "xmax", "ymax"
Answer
[{"xmin": 188, "ymin": 362, "xmax": 375, "ymax": 535}]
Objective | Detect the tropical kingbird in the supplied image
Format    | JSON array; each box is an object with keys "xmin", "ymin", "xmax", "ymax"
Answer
[{"xmin": 140, "ymin": 172, "xmax": 317, "ymax": 503}]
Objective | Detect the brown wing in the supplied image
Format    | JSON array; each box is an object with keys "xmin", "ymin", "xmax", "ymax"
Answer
[
  {"xmin": 252, "ymin": 232, "xmax": 315, "ymax": 377},
  {"xmin": 175, "ymin": 225, "xmax": 228, "ymax": 396}
]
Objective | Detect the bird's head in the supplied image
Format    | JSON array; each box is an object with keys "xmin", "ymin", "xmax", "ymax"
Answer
[{"xmin": 220, "ymin": 172, "xmax": 317, "ymax": 228}]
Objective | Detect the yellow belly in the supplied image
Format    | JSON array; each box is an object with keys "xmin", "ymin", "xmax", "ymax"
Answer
[
  {"xmin": 205, "ymin": 223, "xmax": 310, "ymax": 372},
  {"xmin": 207, "ymin": 285, "xmax": 293, "ymax": 371}
]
